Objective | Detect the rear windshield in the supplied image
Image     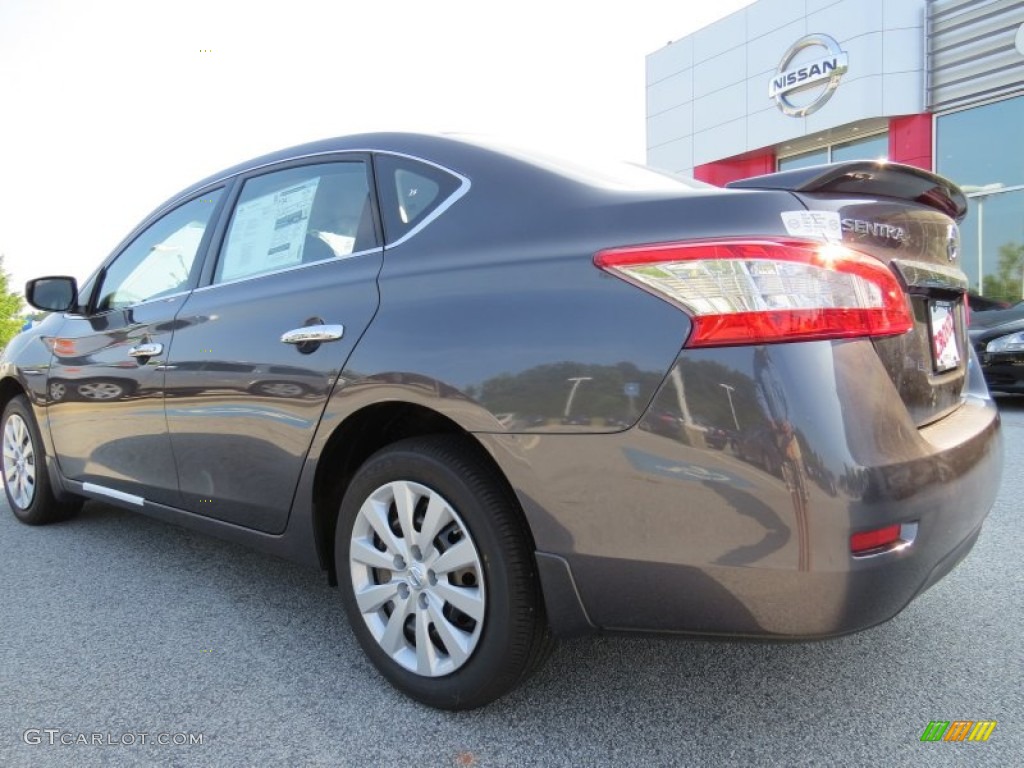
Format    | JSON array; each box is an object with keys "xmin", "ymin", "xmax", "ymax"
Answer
[{"xmin": 459, "ymin": 136, "xmax": 710, "ymax": 192}]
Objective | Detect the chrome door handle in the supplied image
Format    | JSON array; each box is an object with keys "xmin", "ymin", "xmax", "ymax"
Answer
[
  {"xmin": 280, "ymin": 324, "xmax": 345, "ymax": 344},
  {"xmin": 128, "ymin": 342, "xmax": 163, "ymax": 357}
]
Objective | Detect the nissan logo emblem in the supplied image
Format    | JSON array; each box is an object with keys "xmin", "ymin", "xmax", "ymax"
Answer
[
  {"xmin": 947, "ymin": 223, "xmax": 960, "ymax": 263},
  {"xmin": 769, "ymin": 34, "xmax": 849, "ymax": 117}
]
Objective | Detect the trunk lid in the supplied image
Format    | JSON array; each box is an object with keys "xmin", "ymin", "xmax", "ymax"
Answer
[{"xmin": 730, "ymin": 162, "xmax": 971, "ymax": 427}]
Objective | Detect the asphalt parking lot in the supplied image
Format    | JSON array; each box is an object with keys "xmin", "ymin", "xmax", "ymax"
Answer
[{"xmin": 1, "ymin": 397, "xmax": 1021, "ymax": 768}]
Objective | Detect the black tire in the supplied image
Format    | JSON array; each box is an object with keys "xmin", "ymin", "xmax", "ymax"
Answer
[
  {"xmin": 335, "ymin": 435, "xmax": 552, "ymax": 710},
  {"xmin": 2, "ymin": 395, "xmax": 80, "ymax": 525}
]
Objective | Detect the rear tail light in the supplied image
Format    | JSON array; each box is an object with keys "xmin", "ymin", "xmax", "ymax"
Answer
[{"xmin": 595, "ymin": 238, "xmax": 913, "ymax": 347}]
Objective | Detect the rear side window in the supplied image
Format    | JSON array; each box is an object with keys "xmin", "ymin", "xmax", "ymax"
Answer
[
  {"xmin": 215, "ymin": 161, "xmax": 375, "ymax": 284},
  {"xmin": 374, "ymin": 154, "xmax": 463, "ymax": 244}
]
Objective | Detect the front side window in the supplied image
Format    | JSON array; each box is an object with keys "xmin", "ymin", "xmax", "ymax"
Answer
[
  {"xmin": 96, "ymin": 191, "xmax": 222, "ymax": 311},
  {"xmin": 215, "ymin": 161, "xmax": 374, "ymax": 284},
  {"xmin": 374, "ymin": 154, "xmax": 462, "ymax": 244}
]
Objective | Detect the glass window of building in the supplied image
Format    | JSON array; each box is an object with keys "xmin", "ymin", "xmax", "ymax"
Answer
[
  {"xmin": 936, "ymin": 95, "xmax": 1024, "ymax": 189},
  {"xmin": 777, "ymin": 133, "xmax": 888, "ymax": 171},
  {"xmin": 830, "ymin": 133, "xmax": 888, "ymax": 163},
  {"xmin": 778, "ymin": 148, "xmax": 828, "ymax": 171},
  {"xmin": 955, "ymin": 191, "xmax": 1024, "ymax": 304},
  {"xmin": 937, "ymin": 95, "xmax": 1024, "ymax": 303}
]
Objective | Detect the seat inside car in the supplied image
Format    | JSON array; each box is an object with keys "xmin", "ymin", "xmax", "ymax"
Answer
[{"xmin": 303, "ymin": 168, "xmax": 376, "ymax": 262}]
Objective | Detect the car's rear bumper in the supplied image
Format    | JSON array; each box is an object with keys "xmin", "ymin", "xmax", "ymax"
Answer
[{"xmin": 480, "ymin": 341, "xmax": 1003, "ymax": 638}]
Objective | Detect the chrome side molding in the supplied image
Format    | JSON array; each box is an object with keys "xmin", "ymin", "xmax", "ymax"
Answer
[{"xmin": 82, "ymin": 482, "xmax": 145, "ymax": 507}]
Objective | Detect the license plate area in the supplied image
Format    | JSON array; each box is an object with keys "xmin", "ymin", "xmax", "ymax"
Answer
[{"xmin": 928, "ymin": 300, "xmax": 960, "ymax": 373}]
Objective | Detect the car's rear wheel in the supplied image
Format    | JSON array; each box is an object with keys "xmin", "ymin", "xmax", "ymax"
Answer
[
  {"xmin": 2, "ymin": 396, "xmax": 79, "ymax": 525},
  {"xmin": 335, "ymin": 435, "xmax": 552, "ymax": 710}
]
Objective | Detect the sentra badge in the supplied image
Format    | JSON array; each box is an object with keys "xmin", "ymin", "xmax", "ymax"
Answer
[{"xmin": 841, "ymin": 218, "xmax": 905, "ymax": 244}]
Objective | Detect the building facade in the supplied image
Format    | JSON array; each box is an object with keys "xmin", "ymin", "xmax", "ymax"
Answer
[{"xmin": 646, "ymin": 0, "xmax": 1024, "ymax": 302}]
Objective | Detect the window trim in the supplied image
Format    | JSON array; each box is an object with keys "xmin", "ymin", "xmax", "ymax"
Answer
[{"xmin": 192, "ymin": 245, "xmax": 385, "ymax": 293}]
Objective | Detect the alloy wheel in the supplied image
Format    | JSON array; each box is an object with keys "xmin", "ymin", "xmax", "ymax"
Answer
[{"xmin": 3, "ymin": 413, "xmax": 36, "ymax": 509}]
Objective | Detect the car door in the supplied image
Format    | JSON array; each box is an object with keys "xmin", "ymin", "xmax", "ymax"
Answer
[
  {"xmin": 46, "ymin": 189, "xmax": 226, "ymax": 506},
  {"xmin": 163, "ymin": 156, "xmax": 382, "ymax": 533}
]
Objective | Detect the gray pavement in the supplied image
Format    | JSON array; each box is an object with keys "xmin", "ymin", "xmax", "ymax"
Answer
[{"xmin": 1, "ymin": 397, "xmax": 1022, "ymax": 767}]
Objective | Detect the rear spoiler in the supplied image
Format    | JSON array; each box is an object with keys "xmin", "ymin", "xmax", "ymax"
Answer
[{"xmin": 726, "ymin": 161, "xmax": 968, "ymax": 223}]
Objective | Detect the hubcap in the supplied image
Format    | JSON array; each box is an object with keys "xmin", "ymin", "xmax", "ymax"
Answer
[
  {"xmin": 3, "ymin": 414, "xmax": 36, "ymax": 509},
  {"xmin": 349, "ymin": 480, "xmax": 485, "ymax": 677},
  {"xmin": 78, "ymin": 382, "xmax": 123, "ymax": 400},
  {"xmin": 260, "ymin": 382, "xmax": 303, "ymax": 397}
]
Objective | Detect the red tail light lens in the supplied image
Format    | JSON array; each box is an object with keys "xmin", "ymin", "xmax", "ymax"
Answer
[
  {"xmin": 850, "ymin": 525, "xmax": 902, "ymax": 555},
  {"xmin": 595, "ymin": 238, "xmax": 912, "ymax": 347}
]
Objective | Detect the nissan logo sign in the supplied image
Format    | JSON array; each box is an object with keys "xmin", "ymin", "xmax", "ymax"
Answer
[{"xmin": 769, "ymin": 33, "xmax": 849, "ymax": 117}]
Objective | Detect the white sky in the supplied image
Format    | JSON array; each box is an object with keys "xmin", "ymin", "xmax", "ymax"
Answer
[{"xmin": 0, "ymin": 0, "xmax": 753, "ymax": 293}]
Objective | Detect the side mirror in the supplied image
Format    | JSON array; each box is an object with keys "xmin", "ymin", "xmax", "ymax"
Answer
[{"xmin": 25, "ymin": 276, "xmax": 78, "ymax": 312}]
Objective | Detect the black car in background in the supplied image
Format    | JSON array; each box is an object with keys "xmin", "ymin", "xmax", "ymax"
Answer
[
  {"xmin": 967, "ymin": 292, "xmax": 1012, "ymax": 313},
  {"xmin": 1, "ymin": 134, "xmax": 1003, "ymax": 709},
  {"xmin": 970, "ymin": 302, "xmax": 1024, "ymax": 393}
]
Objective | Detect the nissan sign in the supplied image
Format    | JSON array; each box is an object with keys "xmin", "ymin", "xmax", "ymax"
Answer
[{"xmin": 769, "ymin": 34, "xmax": 849, "ymax": 117}]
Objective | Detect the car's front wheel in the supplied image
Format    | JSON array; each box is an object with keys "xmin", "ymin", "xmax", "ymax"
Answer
[
  {"xmin": 335, "ymin": 435, "xmax": 552, "ymax": 710},
  {"xmin": 2, "ymin": 395, "xmax": 79, "ymax": 525}
]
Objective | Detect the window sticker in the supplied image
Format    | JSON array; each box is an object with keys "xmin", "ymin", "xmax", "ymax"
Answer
[
  {"xmin": 780, "ymin": 210, "xmax": 841, "ymax": 241},
  {"xmin": 221, "ymin": 177, "xmax": 321, "ymax": 280}
]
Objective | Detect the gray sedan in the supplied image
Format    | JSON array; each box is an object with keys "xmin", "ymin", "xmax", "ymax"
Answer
[{"xmin": 1, "ymin": 134, "xmax": 1002, "ymax": 708}]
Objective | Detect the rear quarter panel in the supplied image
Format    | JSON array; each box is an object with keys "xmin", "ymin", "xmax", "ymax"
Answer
[{"xmin": 334, "ymin": 156, "xmax": 804, "ymax": 434}]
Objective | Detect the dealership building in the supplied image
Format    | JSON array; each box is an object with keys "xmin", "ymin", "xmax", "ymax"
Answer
[{"xmin": 646, "ymin": 0, "xmax": 1024, "ymax": 301}]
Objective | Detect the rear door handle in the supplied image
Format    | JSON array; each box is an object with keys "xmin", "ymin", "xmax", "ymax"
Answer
[
  {"xmin": 128, "ymin": 342, "xmax": 163, "ymax": 358},
  {"xmin": 280, "ymin": 324, "xmax": 345, "ymax": 344}
]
